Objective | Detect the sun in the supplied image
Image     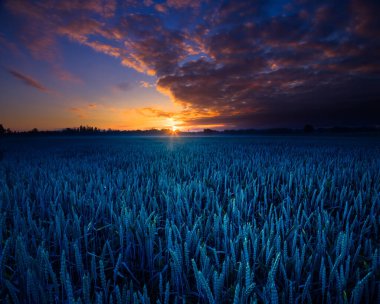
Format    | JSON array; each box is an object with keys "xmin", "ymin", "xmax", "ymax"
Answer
[
  {"xmin": 170, "ymin": 125, "xmax": 179, "ymax": 135},
  {"xmin": 167, "ymin": 118, "xmax": 180, "ymax": 134}
]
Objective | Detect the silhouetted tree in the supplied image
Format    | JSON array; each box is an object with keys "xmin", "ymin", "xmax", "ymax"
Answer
[
  {"xmin": 203, "ymin": 128, "xmax": 218, "ymax": 134},
  {"xmin": 0, "ymin": 124, "xmax": 3, "ymax": 158},
  {"xmin": 303, "ymin": 124, "xmax": 315, "ymax": 133}
]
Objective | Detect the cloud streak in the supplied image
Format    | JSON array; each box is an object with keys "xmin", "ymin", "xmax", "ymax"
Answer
[{"xmin": 7, "ymin": 68, "xmax": 50, "ymax": 93}]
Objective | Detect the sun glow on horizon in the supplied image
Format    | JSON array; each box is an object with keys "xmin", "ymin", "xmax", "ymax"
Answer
[{"xmin": 167, "ymin": 117, "xmax": 181, "ymax": 133}]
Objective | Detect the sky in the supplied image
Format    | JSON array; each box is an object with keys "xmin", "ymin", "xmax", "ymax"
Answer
[{"xmin": 0, "ymin": 0, "xmax": 379, "ymax": 131}]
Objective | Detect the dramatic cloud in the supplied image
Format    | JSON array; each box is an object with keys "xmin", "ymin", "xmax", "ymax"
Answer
[
  {"xmin": 4, "ymin": 0, "xmax": 380, "ymax": 128},
  {"xmin": 7, "ymin": 68, "xmax": 50, "ymax": 93}
]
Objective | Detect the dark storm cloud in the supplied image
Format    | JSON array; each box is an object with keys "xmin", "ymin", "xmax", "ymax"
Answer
[
  {"xmin": 116, "ymin": 13, "xmax": 187, "ymax": 76},
  {"xmin": 156, "ymin": 0, "xmax": 380, "ymax": 127},
  {"xmin": 5, "ymin": 0, "xmax": 380, "ymax": 127},
  {"xmin": 183, "ymin": 79, "xmax": 380, "ymax": 128}
]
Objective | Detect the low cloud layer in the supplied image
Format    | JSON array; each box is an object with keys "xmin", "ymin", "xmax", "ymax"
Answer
[{"xmin": 4, "ymin": 0, "xmax": 380, "ymax": 128}]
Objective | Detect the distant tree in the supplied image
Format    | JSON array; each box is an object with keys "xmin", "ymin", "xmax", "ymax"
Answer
[
  {"xmin": 203, "ymin": 128, "xmax": 218, "ymax": 134},
  {"xmin": 303, "ymin": 124, "xmax": 315, "ymax": 133},
  {"xmin": 0, "ymin": 124, "xmax": 5, "ymax": 135},
  {"xmin": 161, "ymin": 128, "xmax": 171, "ymax": 134},
  {"xmin": 30, "ymin": 128, "xmax": 39, "ymax": 133}
]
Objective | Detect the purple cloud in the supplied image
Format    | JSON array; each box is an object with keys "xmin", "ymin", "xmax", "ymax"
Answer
[{"xmin": 7, "ymin": 68, "xmax": 50, "ymax": 93}]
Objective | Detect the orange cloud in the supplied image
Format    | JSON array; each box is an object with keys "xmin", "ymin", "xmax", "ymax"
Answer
[
  {"xmin": 139, "ymin": 81, "xmax": 154, "ymax": 88},
  {"xmin": 139, "ymin": 107, "xmax": 175, "ymax": 118},
  {"xmin": 85, "ymin": 41, "xmax": 120, "ymax": 57},
  {"xmin": 57, "ymin": 19, "xmax": 111, "ymax": 43}
]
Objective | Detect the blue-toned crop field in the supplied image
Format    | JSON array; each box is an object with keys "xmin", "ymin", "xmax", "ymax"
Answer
[{"xmin": 0, "ymin": 136, "xmax": 379, "ymax": 303}]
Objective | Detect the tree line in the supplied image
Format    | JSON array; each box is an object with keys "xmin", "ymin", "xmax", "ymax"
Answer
[{"xmin": 1, "ymin": 123, "xmax": 380, "ymax": 136}]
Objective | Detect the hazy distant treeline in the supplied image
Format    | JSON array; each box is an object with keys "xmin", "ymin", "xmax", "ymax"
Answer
[{"xmin": 1, "ymin": 124, "xmax": 380, "ymax": 137}]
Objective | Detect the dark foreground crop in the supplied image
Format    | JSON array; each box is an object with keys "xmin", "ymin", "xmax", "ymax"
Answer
[{"xmin": 0, "ymin": 136, "xmax": 379, "ymax": 303}]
